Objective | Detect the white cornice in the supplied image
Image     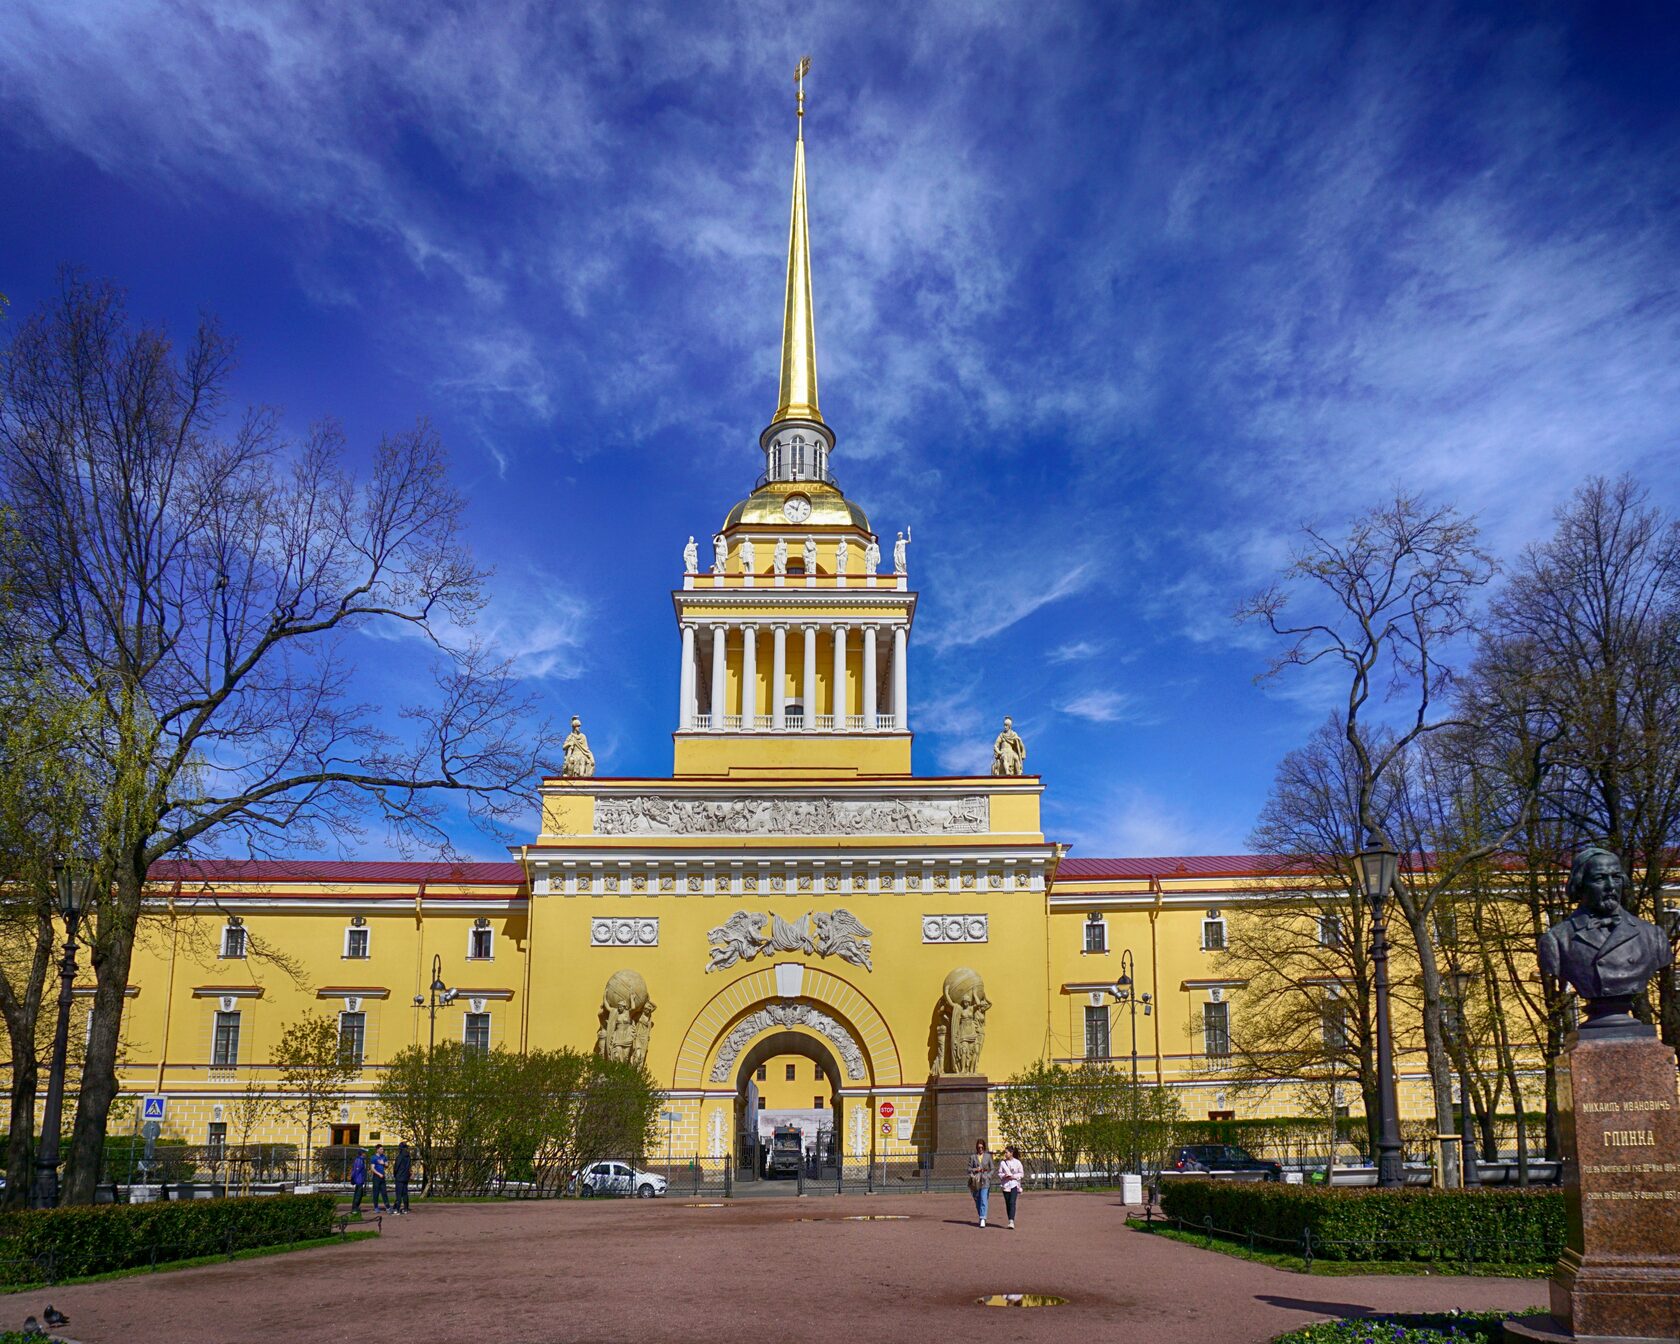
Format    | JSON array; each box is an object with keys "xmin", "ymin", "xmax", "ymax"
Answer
[{"xmin": 145, "ymin": 897, "xmax": 525, "ymax": 913}]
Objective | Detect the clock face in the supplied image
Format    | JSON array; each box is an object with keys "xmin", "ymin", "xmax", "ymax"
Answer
[{"xmin": 783, "ymin": 494, "xmax": 812, "ymax": 523}]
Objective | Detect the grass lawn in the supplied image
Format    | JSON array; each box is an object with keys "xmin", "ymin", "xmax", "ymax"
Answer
[
  {"xmin": 1126, "ymin": 1218, "xmax": 1550, "ymax": 1278},
  {"xmin": 0, "ymin": 1229, "xmax": 380, "ymax": 1294}
]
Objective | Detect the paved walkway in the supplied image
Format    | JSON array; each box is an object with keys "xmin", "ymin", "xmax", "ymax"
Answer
[{"xmin": 30, "ymin": 1193, "xmax": 1545, "ymax": 1344}]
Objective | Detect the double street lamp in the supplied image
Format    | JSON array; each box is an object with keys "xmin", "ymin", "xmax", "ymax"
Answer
[
  {"xmin": 413, "ymin": 954, "xmax": 458, "ymax": 1194},
  {"xmin": 1112, "ymin": 948, "xmax": 1153, "ymax": 1174},
  {"xmin": 33, "ymin": 859, "xmax": 96, "ymax": 1209},
  {"xmin": 1356, "ymin": 833, "xmax": 1405, "ymax": 1189}
]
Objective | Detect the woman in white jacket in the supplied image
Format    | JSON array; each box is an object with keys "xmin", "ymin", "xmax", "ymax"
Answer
[{"xmin": 996, "ymin": 1145, "xmax": 1025, "ymax": 1229}]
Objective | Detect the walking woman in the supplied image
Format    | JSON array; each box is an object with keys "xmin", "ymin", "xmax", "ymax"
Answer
[
  {"xmin": 996, "ymin": 1145, "xmax": 1024, "ymax": 1229},
  {"xmin": 967, "ymin": 1139, "xmax": 993, "ymax": 1227}
]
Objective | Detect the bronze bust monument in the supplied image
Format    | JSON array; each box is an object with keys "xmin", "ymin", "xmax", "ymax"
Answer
[{"xmin": 1538, "ymin": 846, "xmax": 1673, "ymax": 1038}]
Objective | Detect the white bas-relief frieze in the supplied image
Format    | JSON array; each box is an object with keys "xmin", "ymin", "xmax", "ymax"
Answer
[
  {"xmin": 708, "ymin": 1001, "xmax": 867, "ymax": 1083},
  {"xmin": 921, "ymin": 914, "xmax": 988, "ymax": 944},
  {"xmin": 707, "ymin": 909, "xmax": 871, "ymax": 972},
  {"xmin": 591, "ymin": 918, "xmax": 658, "ymax": 948},
  {"xmin": 593, "ymin": 794, "xmax": 989, "ymax": 836}
]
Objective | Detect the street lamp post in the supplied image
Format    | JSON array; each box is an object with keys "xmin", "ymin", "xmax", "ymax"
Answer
[
  {"xmin": 1444, "ymin": 969, "xmax": 1480, "ymax": 1188},
  {"xmin": 1113, "ymin": 949, "xmax": 1153, "ymax": 1175},
  {"xmin": 412, "ymin": 953, "xmax": 457, "ymax": 1194},
  {"xmin": 1356, "ymin": 833, "xmax": 1405, "ymax": 1189},
  {"xmin": 33, "ymin": 859, "xmax": 95, "ymax": 1209}
]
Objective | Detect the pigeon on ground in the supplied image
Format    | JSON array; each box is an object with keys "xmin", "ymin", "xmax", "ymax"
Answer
[
  {"xmin": 21, "ymin": 1316, "xmax": 43, "ymax": 1338},
  {"xmin": 43, "ymin": 1306, "xmax": 69, "ymax": 1327}
]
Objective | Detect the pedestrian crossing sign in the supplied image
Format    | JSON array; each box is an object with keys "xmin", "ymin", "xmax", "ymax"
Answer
[{"xmin": 141, "ymin": 1095, "xmax": 167, "ymax": 1121}]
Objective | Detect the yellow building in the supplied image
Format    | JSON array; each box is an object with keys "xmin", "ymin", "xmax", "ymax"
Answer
[{"xmin": 43, "ymin": 90, "xmax": 1456, "ymax": 1167}]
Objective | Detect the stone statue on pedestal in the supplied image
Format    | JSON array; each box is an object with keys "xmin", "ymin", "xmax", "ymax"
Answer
[
  {"xmin": 932, "ymin": 968, "xmax": 990, "ymax": 1076},
  {"xmin": 595, "ymin": 969, "xmax": 654, "ymax": 1066},
  {"xmin": 991, "ymin": 717, "xmax": 1026, "ymax": 777},
  {"xmin": 711, "ymin": 533, "xmax": 727, "ymax": 575},
  {"xmin": 560, "ymin": 716, "xmax": 596, "ymax": 778},
  {"xmin": 683, "ymin": 535, "xmax": 698, "ymax": 574},
  {"xmin": 740, "ymin": 538, "xmax": 755, "ymax": 574},
  {"xmin": 893, "ymin": 528, "xmax": 910, "ymax": 575},
  {"xmin": 773, "ymin": 538, "xmax": 788, "ymax": 576},
  {"xmin": 1538, "ymin": 847, "xmax": 1672, "ymax": 1037},
  {"xmin": 864, "ymin": 537, "xmax": 880, "ymax": 573},
  {"xmin": 803, "ymin": 535, "xmax": 817, "ymax": 575},
  {"xmin": 835, "ymin": 537, "xmax": 849, "ymax": 575}
]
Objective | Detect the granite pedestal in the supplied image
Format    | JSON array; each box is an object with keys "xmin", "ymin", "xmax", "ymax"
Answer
[{"xmin": 932, "ymin": 1074, "xmax": 989, "ymax": 1155}]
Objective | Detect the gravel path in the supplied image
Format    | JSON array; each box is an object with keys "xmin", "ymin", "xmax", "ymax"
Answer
[{"xmin": 20, "ymin": 1193, "xmax": 1545, "ymax": 1344}]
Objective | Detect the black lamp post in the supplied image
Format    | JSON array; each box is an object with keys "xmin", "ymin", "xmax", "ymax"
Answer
[
  {"xmin": 33, "ymin": 858, "xmax": 95, "ymax": 1209},
  {"xmin": 1113, "ymin": 948, "xmax": 1153, "ymax": 1174},
  {"xmin": 412, "ymin": 953, "xmax": 457, "ymax": 1193},
  {"xmin": 1356, "ymin": 833, "xmax": 1405, "ymax": 1188}
]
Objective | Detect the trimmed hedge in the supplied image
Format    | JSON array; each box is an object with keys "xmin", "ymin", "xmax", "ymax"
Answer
[
  {"xmin": 1158, "ymin": 1179, "xmax": 1564, "ymax": 1264},
  {"xmin": 0, "ymin": 1193, "xmax": 336, "ymax": 1285}
]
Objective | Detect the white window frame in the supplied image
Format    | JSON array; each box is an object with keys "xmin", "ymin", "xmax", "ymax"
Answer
[
  {"xmin": 338, "ymin": 1009, "xmax": 367, "ymax": 1068},
  {"xmin": 220, "ymin": 923, "xmax": 247, "ymax": 959},
  {"xmin": 1318, "ymin": 914, "xmax": 1342, "ymax": 949},
  {"xmin": 212, "ymin": 1010, "xmax": 242, "ymax": 1067},
  {"xmin": 1202, "ymin": 1000, "xmax": 1230, "ymax": 1057},
  {"xmin": 468, "ymin": 924, "xmax": 494, "ymax": 961},
  {"xmin": 1200, "ymin": 916, "xmax": 1227, "ymax": 952},
  {"xmin": 343, "ymin": 925, "xmax": 370, "ymax": 960},
  {"xmin": 1084, "ymin": 1003, "xmax": 1111, "ymax": 1059},
  {"xmin": 463, "ymin": 1011, "xmax": 491, "ymax": 1052},
  {"xmin": 1083, "ymin": 913, "xmax": 1108, "ymax": 954}
]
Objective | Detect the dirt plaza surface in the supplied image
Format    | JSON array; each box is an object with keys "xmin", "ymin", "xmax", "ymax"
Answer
[{"xmin": 33, "ymin": 1192, "xmax": 1545, "ymax": 1344}]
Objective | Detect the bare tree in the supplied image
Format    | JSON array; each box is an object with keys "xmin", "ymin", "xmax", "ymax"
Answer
[
  {"xmin": 0, "ymin": 275, "xmax": 559, "ymax": 1201},
  {"xmin": 273, "ymin": 1013, "xmax": 360, "ymax": 1175},
  {"xmin": 1239, "ymin": 494, "xmax": 1540, "ymax": 1186}
]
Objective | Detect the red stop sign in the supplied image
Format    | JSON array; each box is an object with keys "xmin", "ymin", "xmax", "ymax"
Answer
[{"xmin": 880, "ymin": 1102, "xmax": 895, "ymax": 1118}]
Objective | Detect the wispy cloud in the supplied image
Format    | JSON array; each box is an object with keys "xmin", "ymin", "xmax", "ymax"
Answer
[
  {"xmin": 1047, "ymin": 640, "xmax": 1104, "ymax": 664},
  {"xmin": 1056, "ymin": 689, "xmax": 1149, "ymax": 725}
]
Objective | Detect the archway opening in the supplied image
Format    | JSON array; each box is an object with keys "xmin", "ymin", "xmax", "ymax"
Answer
[{"xmin": 733, "ymin": 1029, "xmax": 842, "ymax": 1183}]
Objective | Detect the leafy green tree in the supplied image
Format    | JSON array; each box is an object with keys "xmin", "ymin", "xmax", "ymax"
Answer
[{"xmin": 273, "ymin": 1013, "xmax": 359, "ymax": 1172}]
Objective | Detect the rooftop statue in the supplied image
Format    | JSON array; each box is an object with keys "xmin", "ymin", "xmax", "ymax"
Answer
[
  {"xmin": 835, "ymin": 536, "xmax": 849, "ymax": 575},
  {"xmin": 773, "ymin": 537, "xmax": 788, "ymax": 576},
  {"xmin": 864, "ymin": 537, "xmax": 880, "ymax": 573},
  {"xmin": 683, "ymin": 535, "xmax": 698, "ymax": 574},
  {"xmin": 560, "ymin": 716, "xmax": 596, "ymax": 778},
  {"xmin": 1538, "ymin": 846, "xmax": 1673, "ymax": 1038},
  {"xmin": 712, "ymin": 533, "xmax": 727, "ymax": 575},
  {"xmin": 991, "ymin": 716, "xmax": 1026, "ymax": 777},
  {"xmin": 740, "ymin": 537, "xmax": 755, "ymax": 573},
  {"xmin": 893, "ymin": 527, "xmax": 910, "ymax": 575},
  {"xmin": 803, "ymin": 534, "xmax": 817, "ymax": 574}
]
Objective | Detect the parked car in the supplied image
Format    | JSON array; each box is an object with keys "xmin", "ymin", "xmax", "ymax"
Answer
[
  {"xmin": 575, "ymin": 1161, "xmax": 668, "ymax": 1198},
  {"xmin": 1168, "ymin": 1144, "xmax": 1283, "ymax": 1180}
]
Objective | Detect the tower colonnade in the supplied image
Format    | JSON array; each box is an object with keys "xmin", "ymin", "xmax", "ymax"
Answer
[{"xmin": 679, "ymin": 616, "xmax": 907, "ymax": 733}]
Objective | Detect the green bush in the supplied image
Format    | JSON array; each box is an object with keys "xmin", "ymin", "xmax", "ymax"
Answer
[
  {"xmin": 0, "ymin": 1193, "xmax": 336, "ymax": 1285},
  {"xmin": 1158, "ymin": 1179, "xmax": 1564, "ymax": 1264},
  {"xmin": 1272, "ymin": 1312, "xmax": 1534, "ymax": 1343}
]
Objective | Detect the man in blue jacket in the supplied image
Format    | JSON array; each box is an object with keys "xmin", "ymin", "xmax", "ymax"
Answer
[{"xmin": 350, "ymin": 1149, "xmax": 368, "ymax": 1214}]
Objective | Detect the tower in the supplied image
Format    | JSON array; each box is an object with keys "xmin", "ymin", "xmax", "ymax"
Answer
[{"xmin": 673, "ymin": 64, "xmax": 914, "ymax": 778}]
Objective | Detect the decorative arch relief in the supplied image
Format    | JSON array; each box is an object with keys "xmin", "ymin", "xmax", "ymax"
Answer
[{"xmin": 708, "ymin": 1000, "xmax": 867, "ymax": 1084}]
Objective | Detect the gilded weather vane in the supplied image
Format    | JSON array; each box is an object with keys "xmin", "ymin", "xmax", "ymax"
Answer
[{"xmin": 795, "ymin": 55, "xmax": 810, "ymax": 136}]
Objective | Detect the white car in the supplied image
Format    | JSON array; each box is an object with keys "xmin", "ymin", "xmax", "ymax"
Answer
[{"xmin": 576, "ymin": 1161, "xmax": 668, "ymax": 1198}]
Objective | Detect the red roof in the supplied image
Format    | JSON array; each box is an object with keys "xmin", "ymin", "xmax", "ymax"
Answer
[
  {"xmin": 1056, "ymin": 855, "xmax": 1307, "ymax": 880},
  {"xmin": 148, "ymin": 858, "xmax": 525, "ymax": 887}
]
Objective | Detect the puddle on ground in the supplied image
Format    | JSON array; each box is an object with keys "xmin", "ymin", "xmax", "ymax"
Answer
[
  {"xmin": 683, "ymin": 1202, "xmax": 725, "ymax": 1208},
  {"xmin": 842, "ymin": 1214, "xmax": 908, "ymax": 1221},
  {"xmin": 976, "ymin": 1295, "xmax": 1068, "ymax": 1309}
]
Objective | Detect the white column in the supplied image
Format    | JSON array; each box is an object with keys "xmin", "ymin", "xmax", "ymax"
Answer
[
  {"xmin": 832, "ymin": 624, "xmax": 848, "ymax": 729},
  {"xmin": 862, "ymin": 624, "xmax": 878, "ymax": 728},
  {"xmin": 893, "ymin": 623, "xmax": 908, "ymax": 732},
  {"xmin": 772, "ymin": 624, "xmax": 787, "ymax": 730},
  {"xmin": 710, "ymin": 624, "xmax": 727, "ymax": 730},
  {"xmin": 678, "ymin": 623, "xmax": 696, "ymax": 729},
  {"xmin": 741, "ymin": 625, "xmax": 757, "ymax": 730},
  {"xmin": 802, "ymin": 625, "xmax": 817, "ymax": 729}
]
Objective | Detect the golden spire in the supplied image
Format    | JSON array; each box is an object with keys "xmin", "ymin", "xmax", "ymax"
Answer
[{"xmin": 772, "ymin": 55, "xmax": 823, "ymax": 426}]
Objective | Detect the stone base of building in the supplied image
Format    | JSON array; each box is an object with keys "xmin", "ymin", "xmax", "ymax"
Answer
[{"xmin": 931, "ymin": 1074, "xmax": 989, "ymax": 1154}]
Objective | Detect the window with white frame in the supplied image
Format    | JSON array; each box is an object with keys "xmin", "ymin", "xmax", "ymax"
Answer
[
  {"xmin": 1202, "ymin": 1001, "xmax": 1230, "ymax": 1057},
  {"xmin": 1084, "ymin": 1004, "xmax": 1110, "ymax": 1059},
  {"xmin": 207, "ymin": 1122, "xmax": 227, "ymax": 1157},
  {"xmin": 1084, "ymin": 913, "xmax": 1108, "ymax": 954},
  {"xmin": 344, "ymin": 925, "xmax": 370, "ymax": 959},
  {"xmin": 1201, "ymin": 913, "xmax": 1227, "ymax": 952},
  {"xmin": 463, "ymin": 1012, "xmax": 491, "ymax": 1052},
  {"xmin": 338, "ymin": 1010, "xmax": 366, "ymax": 1068},
  {"xmin": 212, "ymin": 1010, "xmax": 241, "ymax": 1067},
  {"xmin": 1322, "ymin": 997, "xmax": 1348, "ymax": 1051},
  {"xmin": 220, "ymin": 922, "xmax": 247, "ymax": 959},
  {"xmin": 468, "ymin": 921, "xmax": 494, "ymax": 960},
  {"xmin": 1318, "ymin": 914, "xmax": 1342, "ymax": 948}
]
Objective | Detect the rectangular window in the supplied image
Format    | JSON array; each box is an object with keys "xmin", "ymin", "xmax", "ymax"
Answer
[
  {"xmin": 463, "ymin": 1012, "xmax": 490, "ymax": 1052},
  {"xmin": 813, "ymin": 1065, "xmax": 824, "ymax": 1083},
  {"xmin": 1318, "ymin": 915, "xmax": 1342, "ymax": 948},
  {"xmin": 469, "ymin": 926, "xmax": 493, "ymax": 960},
  {"xmin": 212, "ymin": 1011, "xmax": 241, "ymax": 1067},
  {"xmin": 814, "ymin": 1096, "xmax": 825, "ymax": 1109},
  {"xmin": 339, "ymin": 1011, "xmax": 366, "ymax": 1068},
  {"xmin": 1202, "ymin": 1001, "xmax": 1230, "ymax": 1058},
  {"xmin": 344, "ymin": 927, "xmax": 370, "ymax": 959},
  {"xmin": 221, "ymin": 924, "xmax": 247, "ymax": 959},
  {"xmin": 1084, "ymin": 1004, "xmax": 1110, "ymax": 1059},
  {"xmin": 1084, "ymin": 917, "xmax": 1107, "ymax": 953},
  {"xmin": 1201, "ymin": 918, "xmax": 1226, "ymax": 952},
  {"xmin": 756, "ymin": 1064, "xmax": 767, "ymax": 1082},
  {"xmin": 784, "ymin": 1063, "xmax": 796, "ymax": 1081},
  {"xmin": 207, "ymin": 1122, "xmax": 227, "ymax": 1156},
  {"xmin": 1322, "ymin": 1002, "xmax": 1348, "ymax": 1052}
]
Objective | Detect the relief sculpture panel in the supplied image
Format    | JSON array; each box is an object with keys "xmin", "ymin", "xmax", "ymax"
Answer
[{"xmin": 592, "ymin": 794, "xmax": 988, "ymax": 836}]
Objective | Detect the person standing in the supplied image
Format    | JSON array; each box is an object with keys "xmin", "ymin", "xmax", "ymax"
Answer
[
  {"xmin": 997, "ymin": 1145, "xmax": 1024, "ymax": 1229},
  {"xmin": 370, "ymin": 1144, "xmax": 389, "ymax": 1212},
  {"xmin": 967, "ymin": 1140, "xmax": 993, "ymax": 1227},
  {"xmin": 349, "ymin": 1149, "xmax": 368, "ymax": 1215},
  {"xmin": 392, "ymin": 1142, "xmax": 412, "ymax": 1214}
]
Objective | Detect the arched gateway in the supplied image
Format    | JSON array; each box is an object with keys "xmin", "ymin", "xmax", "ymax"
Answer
[{"xmin": 671, "ymin": 964, "xmax": 902, "ymax": 1167}]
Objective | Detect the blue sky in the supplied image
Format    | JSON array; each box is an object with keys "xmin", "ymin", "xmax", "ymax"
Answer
[{"xmin": 3, "ymin": 2, "xmax": 1677, "ymax": 860}]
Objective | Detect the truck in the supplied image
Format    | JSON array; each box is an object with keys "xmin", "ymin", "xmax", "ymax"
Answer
[{"xmin": 766, "ymin": 1125, "xmax": 804, "ymax": 1178}]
